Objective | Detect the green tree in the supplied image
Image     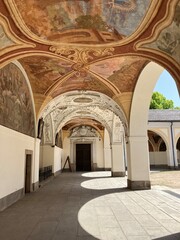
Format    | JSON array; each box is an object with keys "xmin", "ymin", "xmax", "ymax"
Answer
[{"xmin": 150, "ymin": 92, "xmax": 174, "ymax": 109}]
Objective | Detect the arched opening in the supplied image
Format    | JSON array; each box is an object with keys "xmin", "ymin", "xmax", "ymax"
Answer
[
  {"xmin": 128, "ymin": 62, "xmax": 164, "ymax": 189},
  {"xmin": 152, "ymin": 70, "xmax": 180, "ymax": 109},
  {"xmin": 148, "ymin": 130, "xmax": 168, "ymax": 169},
  {"xmin": 38, "ymin": 90, "xmax": 127, "ymax": 182},
  {"xmin": 176, "ymin": 137, "xmax": 180, "ymax": 167}
]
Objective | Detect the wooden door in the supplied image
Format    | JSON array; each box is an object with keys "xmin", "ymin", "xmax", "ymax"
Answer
[
  {"xmin": 25, "ymin": 154, "xmax": 31, "ymax": 193},
  {"xmin": 76, "ymin": 144, "xmax": 91, "ymax": 171}
]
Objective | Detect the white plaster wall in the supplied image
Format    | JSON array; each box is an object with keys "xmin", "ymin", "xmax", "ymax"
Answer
[
  {"xmin": 62, "ymin": 137, "xmax": 70, "ymax": 169},
  {"xmin": 149, "ymin": 152, "xmax": 167, "ymax": 165},
  {"xmin": 104, "ymin": 129, "xmax": 112, "ymax": 169},
  {"xmin": 40, "ymin": 145, "xmax": 54, "ymax": 168},
  {"xmin": 54, "ymin": 146, "xmax": 62, "ymax": 173},
  {"xmin": 0, "ymin": 125, "xmax": 35, "ymax": 199},
  {"xmin": 96, "ymin": 139, "xmax": 104, "ymax": 168},
  {"xmin": 40, "ymin": 145, "xmax": 62, "ymax": 173},
  {"xmin": 33, "ymin": 139, "xmax": 41, "ymax": 183},
  {"xmin": 111, "ymin": 143, "xmax": 125, "ymax": 172}
]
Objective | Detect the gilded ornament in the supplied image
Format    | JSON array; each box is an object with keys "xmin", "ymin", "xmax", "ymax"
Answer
[{"xmin": 49, "ymin": 46, "xmax": 115, "ymax": 64}]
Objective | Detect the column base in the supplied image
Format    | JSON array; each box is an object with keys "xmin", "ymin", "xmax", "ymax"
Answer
[
  {"xmin": 112, "ymin": 171, "xmax": 126, "ymax": 177},
  {"xmin": 33, "ymin": 181, "xmax": 39, "ymax": 191},
  {"xmin": 127, "ymin": 179, "xmax": 151, "ymax": 190},
  {"xmin": 53, "ymin": 170, "xmax": 62, "ymax": 177}
]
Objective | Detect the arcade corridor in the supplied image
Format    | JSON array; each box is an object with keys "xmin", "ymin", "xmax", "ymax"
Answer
[{"xmin": 0, "ymin": 172, "xmax": 180, "ymax": 240}]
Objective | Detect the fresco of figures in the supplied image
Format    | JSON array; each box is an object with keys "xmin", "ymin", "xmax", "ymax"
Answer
[
  {"xmin": 143, "ymin": 2, "xmax": 180, "ymax": 64},
  {"xmin": 0, "ymin": 63, "xmax": 35, "ymax": 137},
  {"xmin": 14, "ymin": 0, "xmax": 150, "ymax": 42}
]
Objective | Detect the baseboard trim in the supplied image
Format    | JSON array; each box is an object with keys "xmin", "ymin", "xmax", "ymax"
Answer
[
  {"xmin": 0, "ymin": 188, "xmax": 24, "ymax": 211},
  {"xmin": 53, "ymin": 170, "xmax": 62, "ymax": 177}
]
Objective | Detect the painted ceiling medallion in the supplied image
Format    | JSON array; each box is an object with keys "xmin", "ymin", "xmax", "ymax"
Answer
[{"xmin": 6, "ymin": 0, "xmax": 151, "ymax": 44}]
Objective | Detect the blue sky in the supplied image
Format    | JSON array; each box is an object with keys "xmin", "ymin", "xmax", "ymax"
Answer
[{"xmin": 153, "ymin": 70, "xmax": 180, "ymax": 107}]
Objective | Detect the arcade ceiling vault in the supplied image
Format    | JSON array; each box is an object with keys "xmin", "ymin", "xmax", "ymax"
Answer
[{"xmin": 0, "ymin": 0, "xmax": 180, "ymax": 136}]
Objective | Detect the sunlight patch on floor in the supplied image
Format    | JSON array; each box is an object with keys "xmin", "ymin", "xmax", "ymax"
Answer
[
  {"xmin": 81, "ymin": 177, "xmax": 126, "ymax": 190},
  {"xmin": 82, "ymin": 171, "xmax": 112, "ymax": 178}
]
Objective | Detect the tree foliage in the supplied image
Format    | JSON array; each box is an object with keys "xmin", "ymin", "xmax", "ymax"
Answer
[{"xmin": 150, "ymin": 92, "xmax": 175, "ymax": 109}]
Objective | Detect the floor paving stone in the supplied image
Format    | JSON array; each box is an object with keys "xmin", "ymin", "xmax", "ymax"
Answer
[{"xmin": 0, "ymin": 171, "xmax": 180, "ymax": 240}]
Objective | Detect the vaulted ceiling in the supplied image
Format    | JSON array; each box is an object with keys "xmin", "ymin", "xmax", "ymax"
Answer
[{"xmin": 0, "ymin": 0, "xmax": 179, "ymax": 134}]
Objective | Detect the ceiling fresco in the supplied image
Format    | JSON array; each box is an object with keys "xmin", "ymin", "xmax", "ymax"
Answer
[
  {"xmin": 12, "ymin": 0, "xmax": 151, "ymax": 43},
  {"xmin": 19, "ymin": 56, "xmax": 73, "ymax": 94},
  {"xmin": 142, "ymin": 1, "xmax": 180, "ymax": 64},
  {"xmin": 51, "ymin": 72, "xmax": 115, "ymax": 98},
  {"xmin": 63, "ymin": 119, "xmax": 104, "ymax": 131},
  {"xmin": 0, "ymin": 25, "xmax": 15, "ymax": 50},
  {"xmin": 19, "ymin": 55, "xmax": 147, "ymax": 101},
  {"xmin": 90, "ymin": 56, "xmax": 148, "ymax": 92},
  {"xmin": 0, "ymin": 0, "xmax": 179, "ymax": 134}
]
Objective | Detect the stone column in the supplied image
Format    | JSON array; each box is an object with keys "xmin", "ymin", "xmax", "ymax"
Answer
[
  {"xmin": 167, "ymin": 123, "xmax": 178, "ymax": 169},
  {"xmin": 127, "ymin": 136, "xmax": 151, "ymax": 190},
  {"xmin": 104, "ymin": 128, "xmax": 112, "ymax": 170},
  {"xmin": 111, "ymin": 142, "xmax": 126, "ymax": 177}
]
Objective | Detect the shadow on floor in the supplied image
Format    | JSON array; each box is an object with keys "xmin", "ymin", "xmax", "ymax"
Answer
[
  {"xmin": 154, "ymin": 232, "xmax": 180, "ymax": 240},
  {"xmin": 0, "ymin": 172, "xmax": 128, "ymax": 240}
]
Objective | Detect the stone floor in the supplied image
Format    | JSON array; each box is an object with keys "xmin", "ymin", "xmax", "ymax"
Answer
[
  {"xmin": 150, "ymin": 170, "xmax": 180, "ymax": 189},
  {"xmin": 0, "ymin": 171, "xmax": 180, "ymax": 240}
]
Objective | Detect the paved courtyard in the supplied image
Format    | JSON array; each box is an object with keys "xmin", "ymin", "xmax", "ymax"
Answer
[
  {"xmin": 150, "ymin": 170, "xmax": 180, "ymax": 189},
  {"xmin": 0, "ymin": 171, "xmax": 180, "ymax": 240}
]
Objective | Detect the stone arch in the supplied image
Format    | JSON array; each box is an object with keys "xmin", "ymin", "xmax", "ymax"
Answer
[
  {"xmin": 148, "ymin": 129, "xmax": 169, "ymax": 151},
  {"xmin": 147, "ymin": 129, "xmax": 169, "ymax": 168},
  {"xmin": 129, "ymin": 62, "xmax": 164, "ymax": 136},
  {"xmin": 127, "ymin": 62, "xmax": 164, "ymax": 189}
]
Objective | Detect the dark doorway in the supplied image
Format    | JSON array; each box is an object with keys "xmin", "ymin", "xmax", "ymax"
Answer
[
  {"xmin": 25, "ymin": 154, "xmax": 32, "ymax": 193},
  {"xmin": 76, "ymin": 144, "xmax": 91, "ymax": 171}
]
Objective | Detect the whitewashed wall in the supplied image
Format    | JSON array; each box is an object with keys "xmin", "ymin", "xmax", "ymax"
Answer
[
  {"xmin": 149, "ymin": 152, "xmax": 167, "ymax": 165},
  {"xmin": 96, "ymin": 139, "xmax": 104, "ymax": 168},
  {"xmin": 62, "ymin": 136, "xmax": 70, "ymax": 169},
  {"xmin": 0, "ymin": 125, "xmax": 35, "ymax": 199},
  {"xmin": 104, "ymin": 129, "xmax": 112, "ymax": 169},
  {"xmin": 54, "ymin": 146, "xmax": 62, "ymax": 173},
  {"xmin": 40, "ymin": 145, "xmax": 62, "ymax": 174}
]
